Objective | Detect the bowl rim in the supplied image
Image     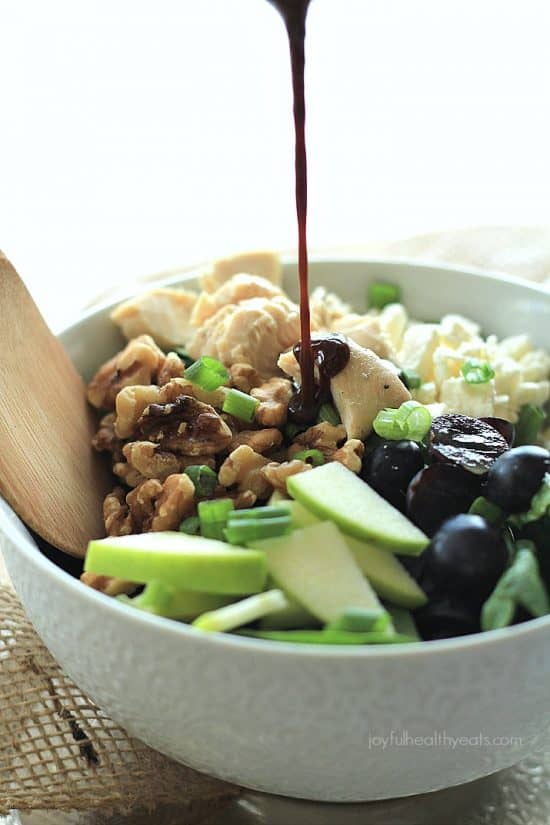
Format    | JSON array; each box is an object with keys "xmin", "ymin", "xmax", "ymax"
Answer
[{"xmin": 3, "ymin": 255, "xmax": 549, "ymax": 660}]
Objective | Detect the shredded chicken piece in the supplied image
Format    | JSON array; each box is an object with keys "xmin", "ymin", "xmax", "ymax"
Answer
[
  {"xmin": 87, "ymin": 335, "xmax": 166, "ymax": 410},
  {"xmin": 110, "ymin": 288, "xmax": 198, "ymax": 349},
  {"xmin": 200, "ymin": 251, "xmax": 282, "ymax": 293},
  {"xmin": 261, "ymin": 459, "xmax": 312, "ymax": 493},
  {"xmin": 191, "ymin": 274, "xmax": 283, "ymax": 326},
  {"xmin": 251, "ymin": 377, "xmax": 294, "ymax": 427},
  {"xmin": 218, "ymin": 445, "xmax": 272, "ymax": 499},
  {"xmin": 334, "ymin": 315, "xmax": 394, "ymax": 359},
  {"xmin": 309, "ymin": 287, "xmax": 351, "ymax": 329},
  {"xmin": 187, "ymin": 296, "xmax": 301, "ymax": 378},
  {"xmin": 229, "ymin": 363, "xmax": 263, "ymax": 393},
  {"xmin": 103, "ymin": 487, "xmax": 134, "ymax": 536},
  {"xmin": 80, "ymin": 572, "xmax": 136, "ymax": 597},
  {"xmin": 229, "ymin": 428, "xmax": 283, "ymax": 454},
  {"xmin": 137, "ymin": 395, "xmax": 232, "ymax": 456}
]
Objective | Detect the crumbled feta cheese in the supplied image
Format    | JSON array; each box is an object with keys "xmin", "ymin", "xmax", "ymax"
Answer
[
  {"xmin": 433, "ymin": 347, "xmax": 463, "ymax": 387},
  {"xmin": 399, "ymin": 324, "xmax": 440, "ymax": 382},
  {"xmin": 492, "ymin": 357, "xmax": 522, "ymax": 401},
  {"xmin": 493, "ymin": 394, "xmax": 518, "ymax": 423},
  {"xmin": 439, "ymin": 377, "xmax": 495, "ymax": 418},
  {"xmin": 498, "ymin": 335, "xmax": 533, "ymax": 360},
  {"xmin": 516, "ymin": 381, "xmax": 550, "ymax": 407},
  {"xmin": 426, "ymin": 402, "xmax": 447, "ymax": 419},
  {"xmin": 412, "ymin": 382, "xmax": 437, "ymax": 405},
  {"xmin": 439, "ymin": 314, "xmax": 481, "ymax": 347},
  {"xmin": 520, "ymin": 350, "xmax": 550, "ymax": 382},
  {"xmin": 379, "ymin": 303, "xmax": 408, "ymax": 351}
]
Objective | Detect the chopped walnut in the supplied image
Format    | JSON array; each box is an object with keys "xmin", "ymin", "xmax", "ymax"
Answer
[
  {"xmin": 103, "ymin": 487, "xmax": 134, "ymax": 536},
  {"xmin": 332, "ymin": 439, "xmax": 364, "ymax": 474},
  {"xmin": 113, "ymin": 460, "xmax": 146, "ymax": 488},
  {"xmin": 233, "ymin": 490, "xmax": 257, "ymax": 509},
  {"xmin": 122, "ymin": 441, "xmax": 215, "ymax": 482},
  {"xmin": 157, "ymin": 351, "xmax": 185, "ymax": 385},
  {"xmin": 229, "ymin": 428, "xmax": 283, "ymax": 455},
  {"xmin": 218, "ymin": 445, "xmax": 272, "ymax": 499},
  {"xmin": 87, "ymin": 335, "xmax": 165, "ymax": 410},
  {"xmin": 124, "ymin": 474, "xmax": 195, "ymax": 532},
  {"xmin": 288, "ymin": 422, "xmax": 347, "ymax": 460},
  {"xmin": 287, "ymin": 422, "xmax": 364, "ymax": 474},
  {"xmin": 137, "ymin": 395, "xmax": 232, "ymax": 456},
  {"xmin": 261, "ymin": 459, "xmax": 312, "ymax": 494},
  {"xmin": 251, "ymin": 377, "xmax": 294, "ymax": 428},
  {"xmin": 150, "ymin": 473, "xmax": 195, "ymax": 531},
  {"xmin": 80, "ymin": 572, "xmax": 136, "ymax": 597},
  {"xmin": 92, "ymin": 413, "xmax": 124, "ymax": 461},
  {"xmin": 125, "ymin": 479, "xmax": 162, "ymax": 532},
  {"xmin": 229, "ymin": 363, "xmax": 263, "ymax": 393}
]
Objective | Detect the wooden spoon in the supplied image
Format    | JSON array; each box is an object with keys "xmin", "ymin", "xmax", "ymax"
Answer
[{"xmin": 0, "ymin": 252, "xmax": 110, "ymax": 557}]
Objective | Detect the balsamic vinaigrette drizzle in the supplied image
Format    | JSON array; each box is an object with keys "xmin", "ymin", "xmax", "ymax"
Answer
[{"xmin": 269, "ymin": 0, "xmax": 350, "ymax": 424}]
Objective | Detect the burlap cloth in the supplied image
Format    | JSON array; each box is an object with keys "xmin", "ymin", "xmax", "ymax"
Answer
[{"xmin": 1, "ymin": 225, "xmax": 549, "ymax": 820}]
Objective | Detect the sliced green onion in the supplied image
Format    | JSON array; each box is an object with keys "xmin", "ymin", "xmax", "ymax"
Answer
[
  {"xmin": 293, "ymin": 448, "xmax": 325, "ymax": 466},
  {"xmin": 228, "ymin": 505, "xmax": 291, "ymax": 521},
  {"xmin": 184, "ymin": 465, "xmax": 218, "ymax": 498},
  {"xmin": 185, "ymin": 356, "xmax": 229, "ymax": 391},
  {"xmin": 317, "ymin": 402, "xmax": 341, "ymax": 426},
  {"xmin": 198, "ymin": 498, "xmax": 234, "ymax": 540},
  {"xmin": 236, "ymin": 629, "xmax": 417, "ymax": 645},
  {"xmin": 515, "ymin": 404, "xmax": 545, "ymax": 446},
  {"xmin": 222, "ymin": 388, "xmax": 259, "ymax": 422},
  {"xmin": 373, "ymin": 400, "xmax": 432, "ymax": 442},
  {"xmin": 461, "ymin": 359, "xmax": 495, "ymax": 385},
  {"xmin": 400, "ymin": 368, "xmax": 421, "ymax": 390},
  {"xmin": 469, "ymin": 496, "xmax": 503, "ymax": 525},
  {"xmin": 327, "ymin": 607, "xmax": 391, "ymax": 634},
  {"xmin": 173, "ymin": 347, "xmax": 195, "ymax": 368},
  {"xmin": 179, "ymin": 515, "xmax": 201, "ymax": 535},
  {"xmin": 224, "ymin": 516, "xmax": 291, "ymax": 546},
  {"xmin": 193, "ymin": 589, "xmax": 289, "ymax": 633},
  {"xmin": 367, "ymin": 281, "xmax": 401, "ymax": 310}
]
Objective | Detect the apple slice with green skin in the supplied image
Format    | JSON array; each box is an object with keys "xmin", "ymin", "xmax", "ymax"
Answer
[
  {"xmin": 284, "ymin": 497, "xmax": 427, "ymax": 609},
  {"xmin": 287, "ymin": 462, "xmax": 429, "ymax": 554},
  {"xmin": 387, "ymin": 606, "xmax": 421, "ymax": 641},
  {"xmin": 250, "ymin": 521, "xmax": 388, "ymax": 624},
  {"xmin": 119, "ymin": 581, "xmax": 234, "ymax": 620},
  {"xmin": 193, "ymin": 589, "xmax": 288, "ymax": 633},
  {"xmin": 344, "ymin": 535, "xmax": 427, "ymax": 609},
  {"xmin": 259, "ymin": 596, "xmax": 320, "ymax": 630},
  {"xmin": 85, "ymin": 532, "xmax": 267, "ymax": 595}
]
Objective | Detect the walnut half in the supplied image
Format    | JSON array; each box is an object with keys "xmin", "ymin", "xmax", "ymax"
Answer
[{"xmin": 137, "ymin": 395, "xmax": 232, "ymax": 456}]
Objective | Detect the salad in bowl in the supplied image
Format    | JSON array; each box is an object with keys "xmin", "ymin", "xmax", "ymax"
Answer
[{"xmin": 81, "ymin": 250, "xmax": 550, "ymax": 646}]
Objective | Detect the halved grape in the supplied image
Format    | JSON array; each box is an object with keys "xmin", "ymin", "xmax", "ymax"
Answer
[
  {"xmin": 480, "ymin": 417, "xmax": 515, "ymax": 447},
  {"xmin": 361, "ymin": 440, "xmax": 425, "ymax": 512},
  {"xmin": 429, "ymin": 414, "xmax": 509, "ymax": 475},
  {"xmin": 414, "ymin": 597, "xmax": 480, "ymax": 640},
  {"xmin": 406, "ymin": 463, "xmax": 482, "ymax": 537}
]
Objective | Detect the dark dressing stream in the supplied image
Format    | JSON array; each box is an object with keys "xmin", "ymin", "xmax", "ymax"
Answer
[{"xmin": 269, "ymin": 0, "xmax": 350, "ymax": 424}]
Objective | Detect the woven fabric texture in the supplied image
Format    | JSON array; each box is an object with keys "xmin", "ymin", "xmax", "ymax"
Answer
[{"xmin": 0, "ymin": 584, "xmax": 237, "ymax": 818}]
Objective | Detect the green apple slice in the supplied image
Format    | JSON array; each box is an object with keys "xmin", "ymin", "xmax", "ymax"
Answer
[
  {"xmin": 387, "ymin": 606, "xmax": 421, "ymax": 641},
  {"xmin": 344, "ymin": 535, "xmax": 427, "ymax": 608},
  {"xmin": 250, "ymin": 521, "xmax": 386, "ymax": 623},
  {"xmin": 193, "ymin": 589, "xmax": 288, "ymax": 632},
  {"xmin": 85, "ymin": 532, "xmax": 267, "ymax": 595},
  {"xmin": 259, "ymin": 595, "xmax": 320, "ymax": 630},
  {"xmin": 287, "ymin": 462, "xmax": 429, "ymax": 554}
]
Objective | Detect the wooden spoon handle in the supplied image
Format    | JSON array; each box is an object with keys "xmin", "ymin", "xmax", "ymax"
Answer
[{"xmin": 0, "ymin": 252, "xmax": 110, "ymax": 557}]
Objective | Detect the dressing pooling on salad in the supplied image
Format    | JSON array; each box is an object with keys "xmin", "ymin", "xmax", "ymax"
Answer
[{"xmin": 82, "ymin": 248, "xmax": 550, "ymax": 645}]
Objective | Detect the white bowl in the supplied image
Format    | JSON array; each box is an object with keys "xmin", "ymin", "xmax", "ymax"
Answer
[{"xmin": 1, "ymin": 258, "xmax": 549, "ymax": 803}]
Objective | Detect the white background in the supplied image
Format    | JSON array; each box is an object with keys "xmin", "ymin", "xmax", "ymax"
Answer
[{"xmin": 1, "ymin": 0, "xmax": 550, "ymax": 326}]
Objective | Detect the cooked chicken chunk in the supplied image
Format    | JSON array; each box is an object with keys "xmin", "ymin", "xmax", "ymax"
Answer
[
  {"xmin": 309, "ymin": 287, "xmax": 351, "ymax": 329},
  {"xmin": 332, "ymin": 314, "xmax": 394, "ymax": 359},
  {"xmin": 278, "ymin": 337, "xmax": 410, "ymax": 440},
  {"xmin": 191, "ymin": 274, "xmax": 283, "ymax": 326},
  {"xmin": 111, "ymin": 288, "xmax": 198, "ymax": 349},
  {"xmin": 187, "ymin": 296, "xmax": 301, "ymax": 378},
  {"xmin": 330, "ymin": 340, "xmax": 411, "ymax": 439},
  {"xmin": 200, "ymin": 251, "xmax": 283, "ymax": 293}
]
